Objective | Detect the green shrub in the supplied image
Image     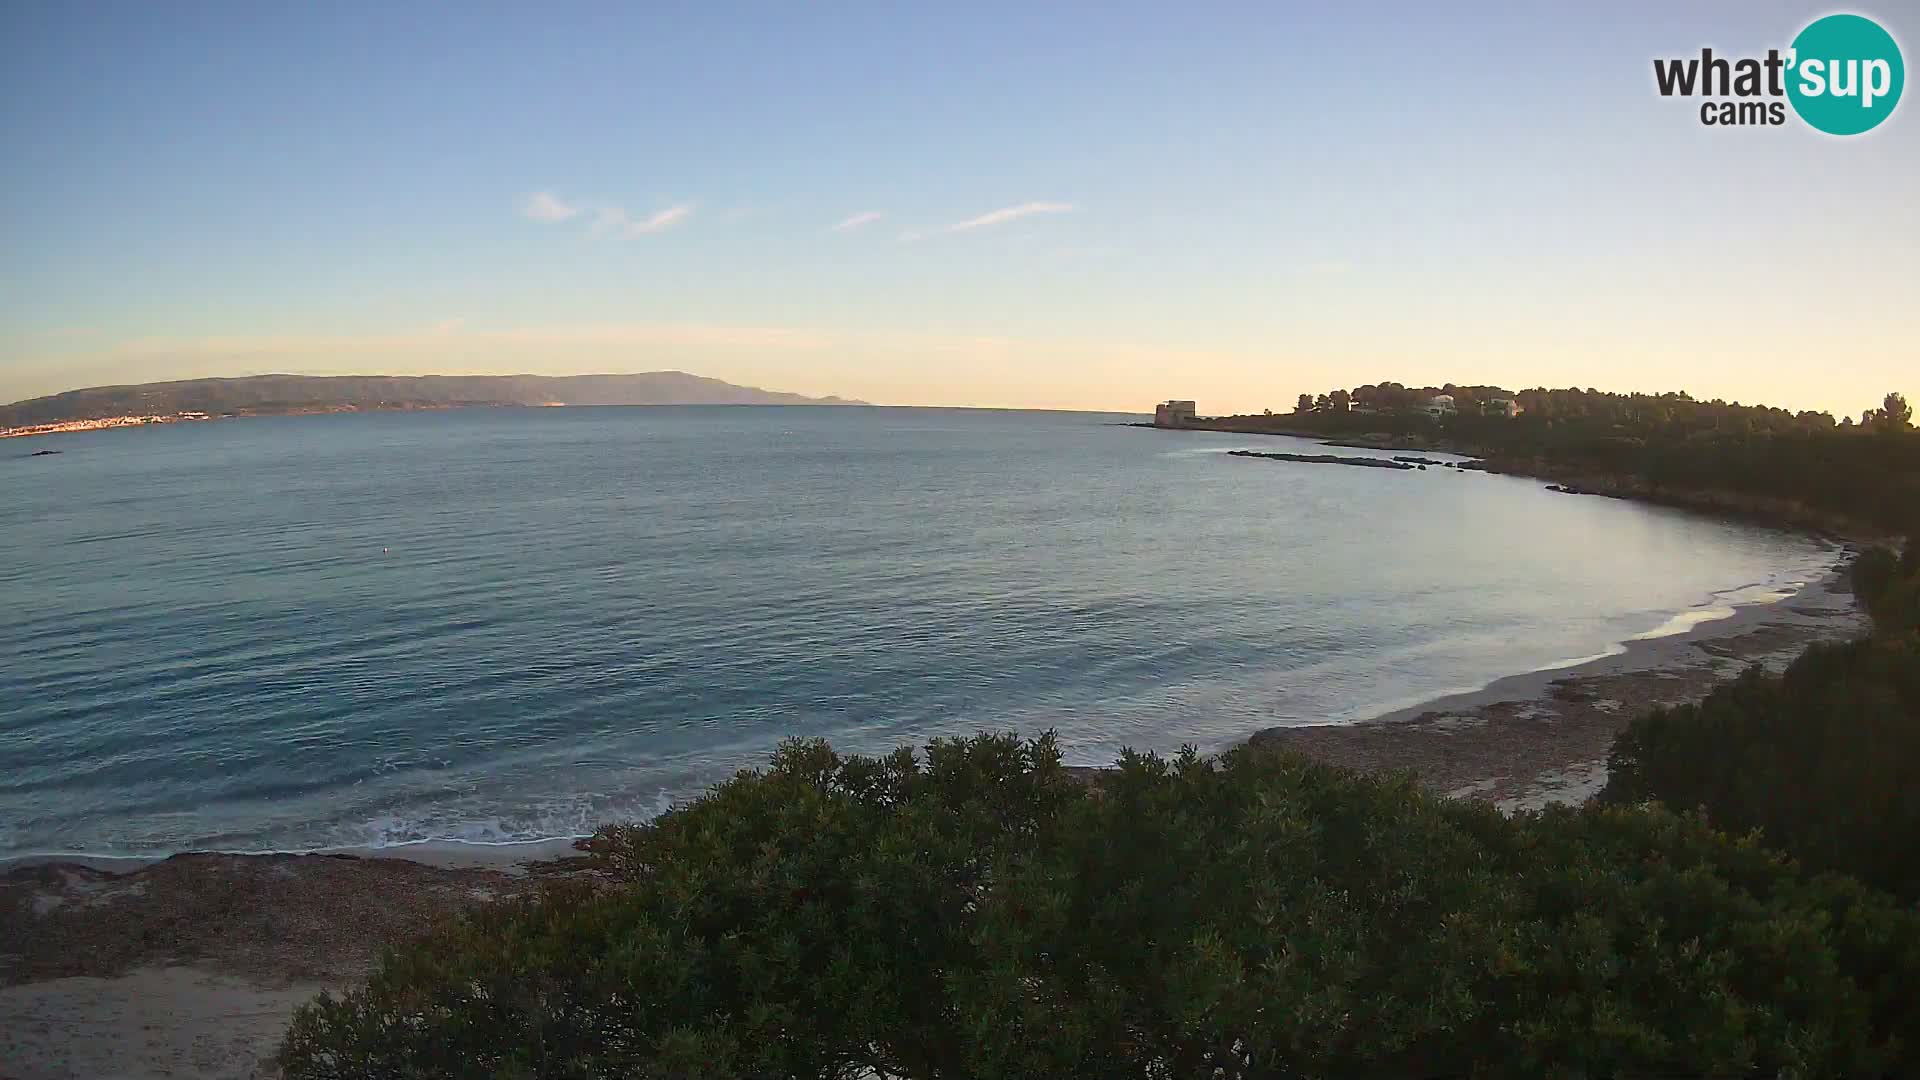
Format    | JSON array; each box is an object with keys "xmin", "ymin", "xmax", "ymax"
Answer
[
  {"xmin": 1604, "ymin": 544, "xmax": 1920, "ymax": 899},
  {"xmin": 282, "ymin": 735, "xmax": 1920, "ymax": 1078},
  {"xmin": 1851, "ymin": 540, "xmax": 1920, "ymax": 636}
]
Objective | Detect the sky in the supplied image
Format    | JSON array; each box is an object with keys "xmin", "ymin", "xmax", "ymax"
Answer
[{"xmin": 1, "ymin": 1, "xmax": 1914, "ymax": 416}]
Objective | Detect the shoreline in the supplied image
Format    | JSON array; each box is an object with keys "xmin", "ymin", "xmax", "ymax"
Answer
[
  {"xmin": 1132, "ymin": 422, "xmax": 1902, "ymax": 544},
  {"xmin": 1246, "ymin": 558, "xmax": 1867, "ymax": 811},
  {"xmin": 0, "ymin": 835, "xmax": 585, "ymax": 877},
  {"xmin": 0, "ymin": 548, "xmax": 1874, "ymax": 1080},
  {"xmin": 0, "ymin": 546, "xmax": 1862, "ymax": 877}
]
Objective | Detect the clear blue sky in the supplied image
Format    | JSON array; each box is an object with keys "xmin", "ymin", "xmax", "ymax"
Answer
[{"xmin": 2, "ymin": 1, "xmax": 1913, "ymax": 414}]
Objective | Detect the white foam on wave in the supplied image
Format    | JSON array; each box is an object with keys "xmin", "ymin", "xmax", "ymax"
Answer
[
  {"xmin": 0, "ymin": 787, "xmax": 693, "ymax": 864},
  {"xmin": 1284, "ymin": 571, "xmax": 1826, "ymax": 731},
  {"xmin": 1626, "ymin": 605, "xmax": 1737, "ymax": 642},
  {"xmin": 1628, "ymin": 574, "xmax": 1811, "ymax": 644},
  {"xmin": 338, "ymin": 784, "xmax": 689, "ymax": 852}
]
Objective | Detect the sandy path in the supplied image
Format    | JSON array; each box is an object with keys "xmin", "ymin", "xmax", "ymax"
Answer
[
  {"xmin": 0, "ymin": 848, "xmax": 584, "ymax": 1079},
  {"xmin": 1, "ymin": 968, "xmax": 327, "ymax": 1080}
]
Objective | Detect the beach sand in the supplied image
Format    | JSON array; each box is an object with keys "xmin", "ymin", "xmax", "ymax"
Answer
[
  {"xmin": 0, "ymin": 846, "xmax": 589, "ymax": 1079},
  {"xmin": 0, "ymin": 563, "xmax": 1868, "ymax": 1078},
  {"xmin": 1247, "ymin": 562, "xmax": 1868, "ymax": 811}
]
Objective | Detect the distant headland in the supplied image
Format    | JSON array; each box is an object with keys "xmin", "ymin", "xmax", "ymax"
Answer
[
  {"xmin": 0, "ymin": 372, "xmax": 864, "ymax": 438},
  {"xmin": 1134, "ymin": 384, "xmax": 1918, "ymax": 540}
]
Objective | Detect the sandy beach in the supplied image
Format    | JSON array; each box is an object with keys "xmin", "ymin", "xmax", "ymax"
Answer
[
  {"xmin": 0, "ymin": 841, "xmax": 598, "ymax": 1079},
  {"xmin": 1248, "ymin": 558, "xmax": 1868, "ymax": 810},
  {"xmin": 0, "ymin": 558, "xmax": 1869, "ymax": 1079}
]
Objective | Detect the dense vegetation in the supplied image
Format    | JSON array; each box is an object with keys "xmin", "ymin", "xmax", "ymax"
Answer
[
  {"xmin": 282, "ymin": 734, "xmax": 1920, "ymax": 1078},
  {"xmin": 1602, "ymin": 540, "xmax": 1920, "ymax": 900},
  {"xmin": 1217, "ymin": 385, "xmax": 1920, "ymax": 536},
  {"xmin": 0, "ymin": 372, "xmax": 858, "ymax": 426},
  {"xmin": 271, "ymin": 385, "xmax": 1920, "ymax": 1076}
]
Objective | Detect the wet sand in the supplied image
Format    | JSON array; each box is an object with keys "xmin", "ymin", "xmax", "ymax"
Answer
[
  {"xmin": 1247, "ymin": 563, "xmax": 1867, "ymax": 811},
  {"xmin": 0, "ymin": 558, "xmax": 1869, "ymax": 1078}
]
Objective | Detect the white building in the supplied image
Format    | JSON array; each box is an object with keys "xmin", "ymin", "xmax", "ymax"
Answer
[
  {"xmin": 1482, "ymin": 397, "xmax": 1521, "ymax": 418},
  {"xmin": 1154, "ymin": 400, "xmax": 1197, "ymax": 427},
  {"xmin": 1424, "ymin": 394, "xmax": 1456, "ymax": 418}
]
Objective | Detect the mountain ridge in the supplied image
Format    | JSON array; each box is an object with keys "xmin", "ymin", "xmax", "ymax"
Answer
[{"xmin": 0, "ymin": 372, "xmax": 864, "ymax": 426}]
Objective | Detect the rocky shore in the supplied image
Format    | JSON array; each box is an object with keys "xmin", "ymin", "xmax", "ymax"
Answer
[
  {"xmin": 0, "ymin": 557, "xmax": 1872, "ymax": 1079},
  {"xmin": 1137, "ymin": 421, "xmax": 1897, "ymax": 542},
  {"xmin": 1248, "ymin": 563, "xmax": 1866, "ymax": 811},
  {"xmin": 0, "ymin": 844, "xmax": 593, "ymax": 1078},
  {"xmin": 1225, "ymin": 448, "xmax": 1415, "ymax": 470}
]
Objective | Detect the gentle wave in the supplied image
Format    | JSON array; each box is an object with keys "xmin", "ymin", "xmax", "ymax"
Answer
[{"xmin": 0, "ymin": 407, "xmax": 1841, "ymax": 858}]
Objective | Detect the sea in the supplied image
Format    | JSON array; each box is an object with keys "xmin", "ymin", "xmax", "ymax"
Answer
[{"xmin": 0, "ymin": 406, "xmax": 1837, "ymax": 859}]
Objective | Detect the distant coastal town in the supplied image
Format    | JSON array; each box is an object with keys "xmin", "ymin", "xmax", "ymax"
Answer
[{"xmin": 1, "ymin": 412, "xmax": 212, "ymax": 440}]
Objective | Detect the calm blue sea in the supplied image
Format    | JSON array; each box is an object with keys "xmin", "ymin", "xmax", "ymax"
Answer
[{"xmin": 0, "ymin": 406, "xmax": 1835, "ymax": 858}]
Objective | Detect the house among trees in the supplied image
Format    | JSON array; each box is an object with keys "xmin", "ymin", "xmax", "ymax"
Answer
[
  {"xmin": 1423, "ymin": 393, "xmax": 1456, "ymax": 418},
  {"xmin": 1482, "ymin": 396, "xmax": 1521, "ymax": 417}
]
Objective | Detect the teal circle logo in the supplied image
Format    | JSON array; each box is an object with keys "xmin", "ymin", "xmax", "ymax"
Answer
[{"xmin": 1787, "ymin": 14, "xmax": 1904, "ymax": 135}]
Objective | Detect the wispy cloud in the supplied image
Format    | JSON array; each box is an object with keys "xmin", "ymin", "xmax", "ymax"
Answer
[
  {"xmin": 522, "ymin": 190, "xmax": 582, "ymax": 223},
  {"xmin": 522, "ymin": 191, "xmax": 692, "ymax": 237},
  {"xmin": 595, "ymin": 204, "xmax": 694, "ymax": 237},
  {"xmin": 831, "ymin": 210, "xmax": 885, "ymax": 232},
  {"xmin": 946, "ymin": 201, "xmax": 1075, "ymax": 232}
]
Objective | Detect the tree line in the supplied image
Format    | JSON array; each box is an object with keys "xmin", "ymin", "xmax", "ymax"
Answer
[
  {"xmin": 1291, "ymin": 382, "xmax": 1911, "ymax": 434},
  {"xmin": 1240, "ymin": 384, "xmax": 1919, "ymax": 536}
]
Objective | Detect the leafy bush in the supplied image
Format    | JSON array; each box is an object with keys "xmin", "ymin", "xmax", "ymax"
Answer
[
  {"xmin": 1602, "ymin": 636, "xmax": 1920, "ymax": 901},
  {"xmin": 282, "ymin": 735, "xmax": 1920, "ymax": 1078},
  {"xmin": 1850, "ymin": 540, "xmax": 1920, "ymax": 636},
  {"xmin": 1604, "ymin": 543, "xmax": 1920, "ymax": 900}
]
